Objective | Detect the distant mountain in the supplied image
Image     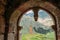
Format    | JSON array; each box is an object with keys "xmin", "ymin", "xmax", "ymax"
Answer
[
  {"xmin": 33, "ymin": 27, "xmax": 51, "ymax": 34},
  {"xmin": 19, "ymin": 15, "xmax": 53, "ymax": 34}
]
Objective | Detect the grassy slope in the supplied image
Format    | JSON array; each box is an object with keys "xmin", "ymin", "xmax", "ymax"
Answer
[{"xmin": 21, "ymin": 32, "xmax": 55, "ymax": 40}]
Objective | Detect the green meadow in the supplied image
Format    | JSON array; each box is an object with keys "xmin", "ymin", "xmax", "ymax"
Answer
[{"xmin": 21, "ymin": 32, "xmax": 55, "ymax": 40}]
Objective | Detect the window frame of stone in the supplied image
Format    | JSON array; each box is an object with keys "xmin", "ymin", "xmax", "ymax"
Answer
[{"xmin": 17, "ymin": 7, "xmax": 57, "ymax": 40}]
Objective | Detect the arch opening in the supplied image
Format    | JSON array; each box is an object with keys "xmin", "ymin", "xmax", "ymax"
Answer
[{"xmin": 17, "ymin": 9, "xmax": 56, "ymax": 40}]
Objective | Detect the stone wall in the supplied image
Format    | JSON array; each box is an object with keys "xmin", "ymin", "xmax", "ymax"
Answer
[
  {"xmin": 0, "ymin": 0, "xmax": 6, "ymax": 40},
  {"xmin": 0, "ymin": 0, "xmax": 60, "ymax": 40},
  {"xmin": 0, "ymin": 13, "xmax": 5, "ymax": 40},
  {"xmin": 9, "ymin": 0, "xmax": 60, "ymax": 40}
]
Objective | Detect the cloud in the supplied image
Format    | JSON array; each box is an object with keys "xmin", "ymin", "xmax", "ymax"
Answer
[
  {"xmin": 37, "ymin": 17, "xmax": 54, "ymax": 26},
  {"xmin": 25, "ymin": 10, "xmax": 34, "ymax": 14},
  {"xmin": 20, "ymin": 15, "xmax": 55, "ymax": 27}
]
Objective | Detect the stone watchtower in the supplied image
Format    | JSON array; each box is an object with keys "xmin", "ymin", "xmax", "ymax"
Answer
[{"xmin": 29, "ymin": 25, "xmax": 33, "ymax": 34}]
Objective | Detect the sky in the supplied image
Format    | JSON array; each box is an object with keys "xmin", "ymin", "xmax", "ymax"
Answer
[
  {"xmin": 22, "ymin": 10, "xmax": 55, "ymax": 26},
  {"xmin": 24, "ymin": 10, "xmax": 50, "ymax": 18}
]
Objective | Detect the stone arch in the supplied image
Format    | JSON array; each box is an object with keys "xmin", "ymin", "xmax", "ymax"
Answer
[{"xmin": 9, "ymin": 0, "xmax": 60, "ymax": 40}]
